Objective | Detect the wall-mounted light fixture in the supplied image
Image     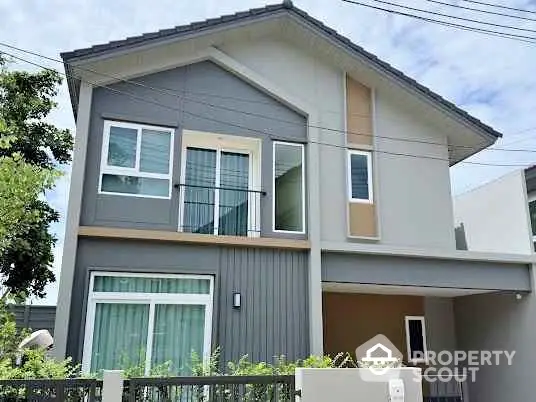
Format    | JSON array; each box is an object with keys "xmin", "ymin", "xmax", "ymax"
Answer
[{"xmin": 232, "ymin": 292, "xmax": 241, "ymax": 309}]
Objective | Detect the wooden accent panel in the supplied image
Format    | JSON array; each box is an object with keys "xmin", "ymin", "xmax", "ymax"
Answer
[
  {"xmin": 78, "ymin": 226, "xmax": 311, "ymax": 250},
  {"xmin": 322, "ymin": 293, "xmax": 424, "ymax": 358},
  {"xmin": 346, "ymin": 76, "xmax": 373, "ymax": 146},
  {"xmin": 348, "ymin": 202, "xmax": 377, "ymax": 238}
]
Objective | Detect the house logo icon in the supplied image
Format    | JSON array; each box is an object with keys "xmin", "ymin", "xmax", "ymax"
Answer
[{"xmin": 355, "ymin": 334, "xmax": 403, "ymax": 382}]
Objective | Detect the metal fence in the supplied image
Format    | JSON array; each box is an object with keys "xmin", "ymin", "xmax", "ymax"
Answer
[
  {"xmin": 0, "ymin": 378, "xmax": 103, "ymax": 402},
  {"xmin": 124, "ymin": 375, "xmax": 296, "ymax": 402},
  {"xmin": 423, "ymin": 376, "xmax": 464, "ymax": 402}
]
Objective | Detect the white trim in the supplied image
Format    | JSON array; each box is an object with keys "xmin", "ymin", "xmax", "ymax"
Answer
[
  {"xmin": 81, "ymin": 271, "xmax": 214, "ymax": 374},
  {"xmin": 347, "ymin": 149, "xmax": 373, "ymax": 203},
  {"xmin": 404, "ymin": 316, "xmax": 428, "ymax": 364},
  {"xmin": 272, "ymin": 141, "xmax": 306, "ymax": 234},
  {"xmin": 99, "ymin": 120, "xmax": 175, "ymax": 199},
  {"xmin": 178, "ymin": 130, "xmax": 262, "ymax": 237}
]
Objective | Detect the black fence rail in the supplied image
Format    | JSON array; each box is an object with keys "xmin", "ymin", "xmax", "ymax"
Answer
[
  {"xmin": 0, "ymin": 378, "xmax": 103, "ymax": 402},
  {"xmin": 124, "ymin": 375, "xmax": 296, "ymax": 402},
  {"xmin": 423, "ymin": 376, "xmax": 464, "ymax": 402}
]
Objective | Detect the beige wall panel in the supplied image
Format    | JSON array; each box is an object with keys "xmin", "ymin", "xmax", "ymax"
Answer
[
  {"xmin": 346, "ymin": 77, "xmax": 372, "ymax": 146},
  {"xmin": 348, "ymin": 202, "xmax": 377, "ymax": 238},
  {"xmin": 322, "ymin": 293, "xmax": 424, "ymax": 358}
]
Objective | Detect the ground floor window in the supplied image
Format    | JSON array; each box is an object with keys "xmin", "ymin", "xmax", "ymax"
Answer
[
  {"xmin": 405, "ymin": 316, "xmax": 428, "ymax": 363},
  {"xmin": 82, "ymin": 273, "xmax": 213, "ymax": 375}
]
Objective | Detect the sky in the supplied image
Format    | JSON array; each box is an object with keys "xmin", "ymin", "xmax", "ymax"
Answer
[{"xmin": 2, "ymin": 0, "xmax": 536, "ymax": 304}]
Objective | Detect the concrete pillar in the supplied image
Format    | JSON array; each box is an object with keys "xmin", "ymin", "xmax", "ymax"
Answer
[{"xmin": 102, "ymin": 370, "xmax": 124, "ymax": 402}]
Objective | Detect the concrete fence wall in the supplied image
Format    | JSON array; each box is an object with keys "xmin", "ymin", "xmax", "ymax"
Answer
[{"xmin": 295, "ymin": 368, "xmax": 423, "ymax": 402}]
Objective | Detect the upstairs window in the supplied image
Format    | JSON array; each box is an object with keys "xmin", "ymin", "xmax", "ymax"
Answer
[
  {"xmin": 347, "ymin": 150, "xmax": 373, "ymax": 203},
  {"xmin": 99, "ymin": 121, "xmax": 173, "ymax": 199},
  {"xmin": 529, "ymin": 198, "xmax": 536, "ymax": 247},
  {"xmin": 273, "ymin": 142, "xmax": 305, "ymax": 233}
]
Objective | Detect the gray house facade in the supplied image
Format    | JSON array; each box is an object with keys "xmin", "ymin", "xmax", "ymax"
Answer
[{"xmin": 56, "ymin": 2, "xmax": 534, "ymax": 400}]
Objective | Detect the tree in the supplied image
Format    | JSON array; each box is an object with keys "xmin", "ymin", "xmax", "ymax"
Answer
[{"xmin": 0, "ymin": 55, "xmax": 72, "ymax": 298}]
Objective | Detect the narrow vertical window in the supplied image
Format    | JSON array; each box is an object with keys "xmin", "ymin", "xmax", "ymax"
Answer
[
  {"xmin": 348, "ymin": 150, "xmax": 373, "ymax": 202},
  {"xmin": 405, "ymin": 316, "xmax": 428, "ymax": 363},
  {"xmin": 273, "ymin": 142, "xmax": 305, "ymax": 233},
  {"xmin": 529, "ymin": 198, "xmax": 536, "ymax": 248}
]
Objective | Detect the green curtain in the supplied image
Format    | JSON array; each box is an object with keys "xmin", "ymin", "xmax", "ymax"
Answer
[
  {"xmin": 151, "ymin": 304, "xmax": 206, "ymax": 374},
  {"xmin": 183, "ymin": 147, "xmax": 216, "ymax": 234},
  {"xmin": 219, "ymin": 151, "xmax": 249, "ymax": 236},
  {"xmin": 90, "ymin": 303, "xmax": 149, "ymax": 372},
  {"xmin": 93, "ymin": 276, "xmax": 210, "ymax": 294}
]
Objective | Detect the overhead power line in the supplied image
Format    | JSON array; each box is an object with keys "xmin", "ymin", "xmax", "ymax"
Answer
[
  {"xmin": 459, "ymin": 0, "xmax": 536, "ymax": 15},
  {"xmin": 421, "ymin": 0, "xmax": 536, "ymax": 22},
  {"xmin": 2, "ymin": 41, "xmax": 536, "ymax": 156},
  {"xmin": 341, "ymin": 0, "xmax": 536, "ymax": 43},
  {"xmin": 0, "ymin": 48, "xmax": 534, "ymax": 168},
  {"xmin": 343, "ymin": 0, "xmax": 536, "ymax": 38}
]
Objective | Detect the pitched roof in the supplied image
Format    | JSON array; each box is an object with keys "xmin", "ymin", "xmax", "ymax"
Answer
[{"xmin": 61, "ymin": 0, "xmax": 501, "ymax": 140}]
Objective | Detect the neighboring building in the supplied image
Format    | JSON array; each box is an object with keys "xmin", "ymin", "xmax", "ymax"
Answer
[
  {"xmin": 55, "ymin": 2, "xmax": 533, "ymax": 400},
  {"xmin": 454, "ymin": 168, "xmax": 535, "ymax": 255},
  {"xmin": 11, "ymin": 305, "xmax": 56, "ymax": 336}
]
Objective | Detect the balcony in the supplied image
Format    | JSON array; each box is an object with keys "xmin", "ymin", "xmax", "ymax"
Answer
[{"xmin": 176, "ymin": 183, "xmax": 263, "ymax": 237}]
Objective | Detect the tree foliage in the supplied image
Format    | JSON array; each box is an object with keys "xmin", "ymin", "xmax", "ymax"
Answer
[{"xmin": 0, "ymin": 55, "xmax": 72, "ymax": 298}]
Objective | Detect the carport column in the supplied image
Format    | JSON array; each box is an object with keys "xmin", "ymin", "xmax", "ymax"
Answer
[
  {"xmin": 52, "ymin": 81, "xmax": 93, "ymax": 359},
  {"xmin": 307, "ymin": 120, "xmax": 324, "ymax": 356}
]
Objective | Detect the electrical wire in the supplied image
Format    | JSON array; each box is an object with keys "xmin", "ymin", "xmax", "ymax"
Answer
[
  {"xmin": 341, "ymin": 0, "xmax": 536, "ymax": 43},
  {"xmin": 0, "ymin": 49, "xmax": 533, "ymax": 168},
  {"xmin": 2, "ymin": 42, "xmax": 536, "ymax": 156},
  {"xmin": 421, "ymin": 0, "xmax": 536, "ymax": 22},
  {"xmin": 459, "ymin": 0, "xmax": 536, "ymax": 15},
  {"xmin": 358, "ymin": 0, "xmax": 536, "ymax": 34}
]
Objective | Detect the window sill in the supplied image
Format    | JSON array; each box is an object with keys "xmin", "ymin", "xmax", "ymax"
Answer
[{"xmin": 78, "ymin": 226, "xmax": 311, "ymax": 250}]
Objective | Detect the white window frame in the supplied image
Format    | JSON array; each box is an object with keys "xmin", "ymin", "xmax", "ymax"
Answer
[
  {"xmin": 272, "ymin": 141, "xmax": 306, "ymax": 234},
  {"xmin": 99, "ymin": 120, "xmax": 174, "ymax": 199},
  {"xmin": 178, "ymin": 130, "xmax": 262, "ymax": 237},
  {"xmin": 347, "ymin": 150, "xmax": 373, "ymax": 203},
  {"xmin": 405, "ymin": 316, "xmax": 428, "ymax": 364},
  {"xmin": 81, "ymin": 272, "xmax": 214, "ymax": 375},
  {"xmin": 528, "ymin": 194, "xmax": 536, "ymax": 244}
]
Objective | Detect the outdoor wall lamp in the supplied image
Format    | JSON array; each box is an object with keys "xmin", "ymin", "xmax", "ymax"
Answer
[{"xmin": 232, "ymin": 292, "xmax": 241, "ymax": 309}]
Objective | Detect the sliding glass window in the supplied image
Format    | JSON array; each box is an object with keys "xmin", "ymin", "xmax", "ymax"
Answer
[
  {"xmin": 273, "ymin": 142, "xmax": 305, "ymax": 233},
  {"xmin": 83, "ymin": 273, "xmax": 213, "ymax": 375}
]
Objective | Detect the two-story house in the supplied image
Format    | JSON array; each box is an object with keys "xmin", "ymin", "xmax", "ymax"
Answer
[{"xmin": 55, "ymin": 2, "xmax": 533, "ymax": 401}]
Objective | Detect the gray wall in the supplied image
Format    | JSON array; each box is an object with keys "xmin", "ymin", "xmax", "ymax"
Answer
[
  {"xmin": 321, "ymin": 252, "xmax": 531, "ymax": 291},
  {"xmin": 81, "ymin": 60, "xmax": 307, "ymax": 237},
  {"xmin": 11, "ymin": 305, "xmax": 56, "ymax": 335},
  {"xmin": 454, "ymin": 292, "xmax": 536, "ymax": 402},
  {"xmin": 67, "ymin": 238, "xmax": 309, "ymax": 366}
]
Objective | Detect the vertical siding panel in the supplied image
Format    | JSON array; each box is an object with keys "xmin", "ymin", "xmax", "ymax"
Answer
[
  {"xmin": 273, "ymin": 249, "xmax": 281, "ymax": 358},
  {"xmin": 217, "ymin": 247, "xmax": 308, "ymax": 364}
]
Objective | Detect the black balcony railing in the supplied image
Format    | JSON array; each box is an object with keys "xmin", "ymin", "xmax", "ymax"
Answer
[{"xmin": 175, "ymin": 183, "xmax": 264, "ymax": 237}]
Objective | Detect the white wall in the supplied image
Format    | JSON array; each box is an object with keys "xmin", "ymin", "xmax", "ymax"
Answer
[
  {"xmin": 454, "ymin": 169, "xmax": 533, "ymax": 254},
  {"xmin": 296, "ymin": 368, "xmax": 423, "ymax": 402},
  {"xmin": 374, "ymin": 92, "xmax": 455, "ymax": 250},
  {"xmin": 222, "ymin": 37, "xmax": 457, "ymax": 250}
]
